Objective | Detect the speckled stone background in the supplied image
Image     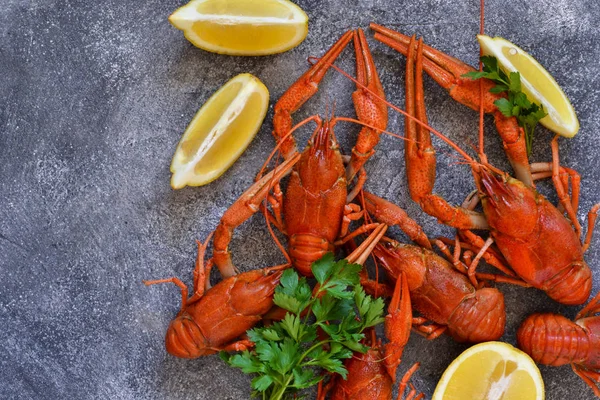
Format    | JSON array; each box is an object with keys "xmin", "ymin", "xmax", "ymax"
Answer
[{"xmin": 2, "ymin": 0, "xmax": 600, "ymax": 399}]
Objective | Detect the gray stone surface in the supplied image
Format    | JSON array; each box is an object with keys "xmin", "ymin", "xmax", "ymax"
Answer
[{"xmin": 1, "ymin": 0, "xmax": 600, "ymax": 398}]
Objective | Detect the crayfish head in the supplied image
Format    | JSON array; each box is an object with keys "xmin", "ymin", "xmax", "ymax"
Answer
[
  {"xmin": 165, "ymin": 314, "xmax": 211, "ymax": 358},
  {"xmin": 478, "ymin": 168, "xmax": 538, "ymax": 239},
  {"xmin": 372, "ymin": 239, "xmax": 425, "ymax": 290},
  {"xmin": 298, "ymin": 119, "xmax": 345, "ymax": 192},
  {"xmin": 228, "ymin": 268, "xmax": 284, "ymax": 313}
]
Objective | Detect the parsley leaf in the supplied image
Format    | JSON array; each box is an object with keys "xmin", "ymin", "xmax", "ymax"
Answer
[
  {"xmin": 463, "ymin": 56, "xmax": 547, "ymax": 155},
  {"xmin": 355, "ymin": 285, "xmax": 386, "ymax": 328},
  {"xmin": 261, "ymin": 328, "xmax": 283, "ymax": 342},
  {"xmin": 221, "ymin": 253, "xmax": 385, "ymax": 400},
  {"xmin": 292, "ymin": 367, "xmax": 320, "ymax": 390},
  {"xmin": 274, "ymin": 269, "xmax": 312, "ymax": 314},
  {"xmin": 223, "ymin": 351, "xmax": 265, "ymax": 374},
  {"xmin": 311, "ymin": 252, "xmax": 336, "ymax": 284},
  {"xmin": 494, "ymin": 98, "xmax": 513, "ymax": 117},
  {"xmin": 252, "ymin": 375, "xmax": 274, "ymax": 392}
]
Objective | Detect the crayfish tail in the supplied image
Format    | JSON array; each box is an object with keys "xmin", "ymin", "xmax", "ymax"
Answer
[
  {"xmin": 517, "ymin": 313, "xmax": 589, "ymax": 366},
  {"xmin": 165, "ymin": 315, "xmax": 210, "ymax": 358},
  {"xmin": 447, "ymin": 287, "xmax": 505, "ymax": 343},
  {"xmin": 544, "ymin": 262, "xmax": 592, "ymax": 305}
]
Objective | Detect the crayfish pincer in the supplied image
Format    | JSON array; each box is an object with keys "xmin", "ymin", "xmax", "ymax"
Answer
[
  {"xmin": 371, "ymin": 23, "xmax": 533, "ymax": 186},
  {"xmin": 144, "ymin": 235, "xmax": 284, "ymax": 358},
  {"xmin": 319, "ymin": 273, "xmax": 422, "ymax": 400}
]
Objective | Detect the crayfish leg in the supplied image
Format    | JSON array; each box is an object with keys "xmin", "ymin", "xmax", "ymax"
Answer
[
  {"xmin": 345, "ymin": 223, "xmax": 388, "ymax": 266},
  {"xmin": 572, "ymin": 364, "xmax": 600, "ymax": 398},
  {"xmin": 192, "ymin": 232, "xmax": 214, "ymax": 299},
  {"xmin": 576, "ymin": 290, "xmax": 600, "ymax": 320},
  {"xmin": 213, "ymin": 154, "xmax": 299, "ymax": 278},
  {"xmin": 143, "ymin": 277, "xmax": 189, "ymax": 314},
  {"xmin": 549, "ymin": 136, "xmax": 582, "ymax": 236},
  {"xmin": 397, "ymin": 362, "xmax": 420, "ymax": 400},
  {"xmin": 583, "ymin": 203, "xmax": 600, "ymax": 252},
  {"xmin": 411, "ymin": 318, "xmax": 447, "ymax": 340}
]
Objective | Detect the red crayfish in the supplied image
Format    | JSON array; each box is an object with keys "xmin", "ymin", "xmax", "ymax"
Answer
[
  {"xmin": 364, "ymin": 193, "xmax": 506, "ymax": 343},
  {"xmin": 144, "ymin": 227, "xmax": 386, "ymax": 359},
  {"xmin": 368, "ymin": 25, "xmax": 599, "ymax": 305},
  {"xmin": 212, "ymin": 29, "xmax": 388, "ymax": 279}
]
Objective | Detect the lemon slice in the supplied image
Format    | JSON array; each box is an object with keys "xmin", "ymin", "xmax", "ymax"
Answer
[
  {"xmin": 170, "ymin": 73, "xmax": 269, "ymax": 189},
  {"xmin": 432, "ymin": 341, "xmax": 544, "ymax": 400},
  {"xmin": 478, "ymin": 34, "xmax": 579, "ymax": 137},
  {"xmin": 169, "ymin": 0, "xmax": 309, "ymax": 56}
]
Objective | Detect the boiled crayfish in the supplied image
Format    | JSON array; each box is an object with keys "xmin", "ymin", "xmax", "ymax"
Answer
[
  {"xmin": 371, "ymin": 25, "xmax": 598, "ymax": 305},
  {"xmin": 144, "ymin": 234, "xmax": 285, "ymax": 358},
  {"xmin": 212, "ymin": 29, "xmax": 388, "ymax": 279},
  {"xmin": 144, "ymin": 227, "xmax": 387, "ymax": 359},
  {"xmin": 362, "ymin": 192, "xmax": 506, "ymax": 343}
]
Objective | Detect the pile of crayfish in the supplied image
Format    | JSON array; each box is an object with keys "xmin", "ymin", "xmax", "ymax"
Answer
[{"xmin": 146, "ymin": 24, "xmax": 600, "ymax": 399}]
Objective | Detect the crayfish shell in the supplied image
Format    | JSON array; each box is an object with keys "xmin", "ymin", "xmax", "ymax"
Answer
[{"xmin": 448, "ymin": 287, "xmax": 505, "ymax": 343}]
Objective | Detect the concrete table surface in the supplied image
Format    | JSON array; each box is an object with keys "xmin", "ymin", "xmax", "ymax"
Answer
[{"xmin": 2, "ymin": 0, "xmax": 600, "ymax": 399}]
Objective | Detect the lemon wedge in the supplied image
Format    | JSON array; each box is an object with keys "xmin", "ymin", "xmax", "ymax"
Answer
[
  {"xmin": 169, "ymin": 0, "xmax": 309, "ymax": 56},
  {"xmin": 432, "ymin": 341, "xmax": 544, "ymax": 400},
  {"xmin": 478, "ymin": 35, "xmax": 579, "ymax": 137},
  {"xmin": 170, "ymin": 73, "xmax": 269, "ymax": 189}
]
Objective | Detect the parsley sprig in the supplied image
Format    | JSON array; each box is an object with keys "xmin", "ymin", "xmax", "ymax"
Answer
[
  {"xmin": 463, "ymin": 56, "xmax": 547, "ymax": 154},
  {"xmin": 220, "ymin": 253, "xmax": 385, "ymax": 400}
]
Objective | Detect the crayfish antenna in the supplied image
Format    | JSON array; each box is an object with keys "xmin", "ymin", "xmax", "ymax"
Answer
[{"xmin": 143, "ymin": 277, "xmax": 189, "ymax": 313}]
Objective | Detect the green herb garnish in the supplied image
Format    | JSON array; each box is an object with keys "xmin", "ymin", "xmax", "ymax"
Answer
[
  {"xmin": 463, "ymin": 55, "xmax": 547, "ymax": 155},
  {"xmin": 220, "ymin": 253, "xmax": 385, "ymax": 400}
]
